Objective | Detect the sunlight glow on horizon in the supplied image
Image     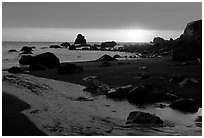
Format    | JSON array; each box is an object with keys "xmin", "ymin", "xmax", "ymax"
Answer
[{"xmin": 2, "ymin": 27, "xmax": 182, "ymax": 42}]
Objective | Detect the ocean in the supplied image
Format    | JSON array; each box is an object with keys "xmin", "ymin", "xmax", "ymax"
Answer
[{"xmin": 2, "ymin": 41, "xmax": 138, "ymax": 70}]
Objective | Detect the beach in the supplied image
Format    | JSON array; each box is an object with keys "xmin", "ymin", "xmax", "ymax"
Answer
[{"xmin": 2, "ymin": 56, "xmax": 202, "ymax": 136}]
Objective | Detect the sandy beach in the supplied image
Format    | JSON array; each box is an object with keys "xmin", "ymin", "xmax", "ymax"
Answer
[{"xmin": 2, "ymin": 56, "xmax": 202, "ymax": 136}]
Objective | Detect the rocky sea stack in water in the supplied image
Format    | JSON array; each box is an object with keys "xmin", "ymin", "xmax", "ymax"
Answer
[
  {"xmin": 74, "ymin": 34, "xmax": 87, "ymax": 44},
  {"xmin": 172, "ymin": 19, "xmax": 202, "ymax": 61}
]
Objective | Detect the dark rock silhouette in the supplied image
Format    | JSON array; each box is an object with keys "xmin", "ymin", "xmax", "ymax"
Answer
[
  {"xmin": 113, "ymin": 54, "xmax": 122, "ymax": 59},
  {"xmin": 30, "ymin": 52, "xmax": 60, "ymax": 69},
  {"xmin": 8, "ymin": 49, "xmax": 18, "ymax": 53},
  {"xmin": 169, "ymin": 99, "xmax": 199, "ymax": 113},
  {"xmin": 49, "ymin": 45, "xmax": 61, "ymax": 48},
  {"xmin": 172, "ymin": 19, "xmax": 202, "ymax": 61},
  {"xmin": 74, "ymin": 34, "xmax": 87, "ymax": 44},
  {"xmin": 96, "ymin": 54, "xmax": 117, "ymax": 61},
  {"xmin": 126, "ymin": 111, "xmax": 163, "ymax": 125},
  {"xmin": 69, "ymin": 45, "xmax": 76, "ymax": 50},
  {"xmin": 106, "ymin": 85, "xmax": 133, "ymax": 98},
  {"xmin": 60, "ymin": 42, "xmax": 70, "ymax": 48},
  {"xmin": 19, "ymin": 55, "xmax": 33, "ymax": 65},
  {"xmin": 8, "ymin": 66, "xmax": 23, "ymax": 73},
  {"xmin": 179, "ymin": 78, "xmax": 199, "ymax": 87},
  {"xmin": 20, "ymin": 46, "xmax": 33, "ymax": 52},
  {"xmin": 153, "ymin": 37, "xmax": 165, "ymax": 44},
  {"xmin": 127, "ymin": 84, "xmax": 162, "ymax": 104},
  {"xmin": 101, "ymin": 41, "xmax": 117, "ymax": 48},
  {"xmin": 57, "ymin": 63, "xmax": 83, "ymax": 74}
]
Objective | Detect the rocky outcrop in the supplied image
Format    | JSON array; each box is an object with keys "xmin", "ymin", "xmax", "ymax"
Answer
[
  {"xmin": 169, "ymin": 99, "xmax": 199, "ymax": 113},
  {"xmin": 126, "ymin": 111, "xmax": 163, "ymax": 125},
  {"xmin": 68, "ymin": 45, "xmax": 76, "ymax": 50},
  {"xmin": 98, "ymin": 61, "xmax": 111, "ymax": 67},
  {"xmin": 74, "ymin": 34, "xmax": 87, "ymax": 44},
  {"xmin": 57, "ymin": 63, "xmax": 83, "ymax": 74},
  {"xmin": 172, "ymin": 19, "xmax": 202, "ymax": 61},
  {"xmin": 101, "ymin": 41, "xmax": 117, "ymax": 48},
  {"xmin": 153, "ymin": 37, "xmax": 165, "ymax": 44}
]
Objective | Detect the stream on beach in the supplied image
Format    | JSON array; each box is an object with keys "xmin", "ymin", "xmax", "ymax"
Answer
[{"xmin": 2, "ymin": 72, "xmax": 202, "ymax": 136}]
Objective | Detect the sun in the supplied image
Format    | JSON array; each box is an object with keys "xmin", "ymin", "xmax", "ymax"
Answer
[{"xmin": 126, "ymin": 29, "xmax": 152, "ymax": 42}]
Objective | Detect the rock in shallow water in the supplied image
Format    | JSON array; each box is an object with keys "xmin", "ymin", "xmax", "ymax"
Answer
[
  {"xmin": 126, "ymin": 111, "xmax": 163, "ymax": 125},
  {"xmin": 169, "ymin": 98, "xmax": 199, "ymax": 113},
  {"xmin": 8, "ymin": 66, "xmax": 23, "ymax": 73}
]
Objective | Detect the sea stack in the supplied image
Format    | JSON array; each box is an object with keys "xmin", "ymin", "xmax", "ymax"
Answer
[{"xmin": 74, "ymin": 34, "xmax": 87, "ymax": 44}]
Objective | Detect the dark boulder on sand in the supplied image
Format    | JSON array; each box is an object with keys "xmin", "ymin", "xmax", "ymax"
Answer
[
  {"xmin": 57, "ymin": 63, "xmax": 83, "ymax": 74},
  {"xmin": 101, "ymin": 41, "xmax": 117, "ymax": 48},
  {"xmin": 60, "ymin": 42, "xmax": 70, "ymax": 48},
  {"xmin": 127, "ymin": 84, "xmax": 163, "ymax": 104},
  {"xmin": 49, "ymin": 45, "xmax": 62, "ymax": 48},
  {"xmin": 8, "ymin": 66, "xmax": 23, "ymax": 74},
  {"xmin": 69, "ymin": 45, "xmax": 76, "ymax": 50},
  {"xmin": 74, "ymin": 34, "xmax": 87, "ymax": 44},
  {"xmin": 19, "ymin": 55, "xmax": 33, "ymax": 65},
  {"xmin": 126, "ymin": 111, "xmax": 163, "ymax": 125},
  {"xmin": 20, "ymin": 46, "xmax": 33, "ymax": 52},
  {"xmin": 8, "ymin": 49, "xmax": 18, "ymax": 53},
  {"xmin": 30, "ymin": 52, "xmax": 60, "ymax": 69},
  {"xmin": 96, "ymin": 54, "xmax": 117, "ymax": 61},
  {"xmin": 169, "ymin": 98, "xmax": 199, "ymax": 113},
  {"xmin": 106, "ymin": 85, "xmax": 133, "ymax": 98},
  {"xmin": 172, "ymin": 19, "xmax": 202, "ymax": 61},
  {"xmin": 113, "ymin": 54, "xmax": 122, "ymax": 59}
]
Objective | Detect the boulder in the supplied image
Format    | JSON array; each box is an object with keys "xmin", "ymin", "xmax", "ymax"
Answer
[
  {"xmin": 96, "ymin": 54, "xmax": 117, "ymax": 61},
  {"xmin": 74, "ymin": 34, "xmax": 87, "ymax": 44},
  {"xmin": 69, "ymin": 45, "xmax": 76, "ymax": 50},
  {"xmin": 19, "ymin": 55, "xmax": 33, "ymax": 65},
  {"xmin": 113, "ymin": 54, "xmax": 122, "ymax": 59},
  {"xmin": 169, "ymin": 99, "xmax": 199, "ymax": 113},
  {"xmin": 99, "ymin": 61, "xmax": 111, "ymax": 67},
  {"xmin": 60, "ymin": 42, "xmax": 70, "ymax": 47},
  {"xmin": 127, "ymin": 84, "xmax": 162, "ymax": 104},
  {"xmin": 106, "ymin": 85, "xmax": 133, "ymax": 98},
  {"xmin": 8, "ymin": 66, "xmax": 23, "ymax": 73},
  {"xmin": 49, "ymin": 45, "xmax": 61, "ymax": 48},
  {"xmin": 101, "ymin": 41, "xmax": 117, "ymax": 48},
  {"xmin": 57, "ymin": 63, "xmax": 83, "ymax": 74},
  {"xmin": 20, "ymin": 46, "xmax": 33, "ymax": 52},
  {"xmin": 126, "ymin": 111, "xmax": 163, "ymax": 125},
  {"xmin": 8, "ymin": 49, "xmax": 18, "ymax": 53},
  {"xmin": 31, "ymin": 52, "xmax": 60, "ymax": 69},
  {"xmin": 83, "ymin": 78, "xmax": 110, "ymax": 95}
]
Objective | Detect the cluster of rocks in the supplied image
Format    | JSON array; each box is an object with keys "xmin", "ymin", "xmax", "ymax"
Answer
[
  {"xmin": 135, "ymin": 19, "xmax": 202, "ymax": 61},
  {"xmin": 83, "ymin": 76, "xmax": 199, "ymax": 113}
]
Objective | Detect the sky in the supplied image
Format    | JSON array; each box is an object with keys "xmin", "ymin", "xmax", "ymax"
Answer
[{"xmin": 2, "ymin": 2, "xmax": 202, "ymax": 42}]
